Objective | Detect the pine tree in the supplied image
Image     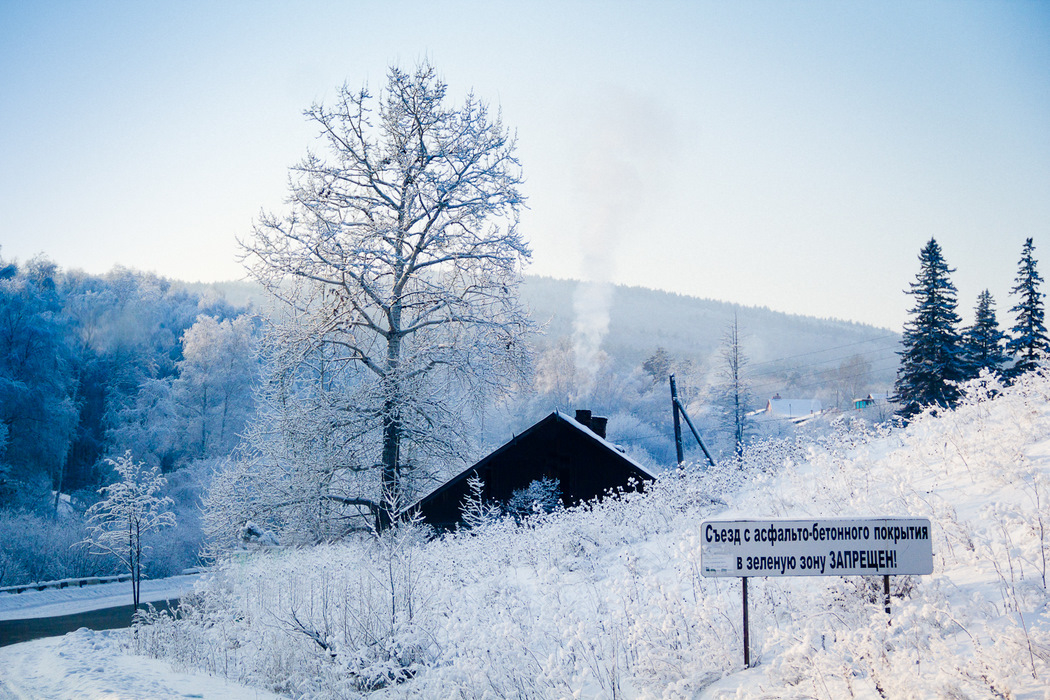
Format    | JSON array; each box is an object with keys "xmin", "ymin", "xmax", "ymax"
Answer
[
  {"xmin": 961, "ymin": 290, "xmax": 1007, "ymax": 378},
  {"xmin": 1006, "ymin": 237, "xmax": 1049, "ymax": 378},
  {"xmin": 893, "ymin": 238, "xmax": 966, "ymax": 419}
]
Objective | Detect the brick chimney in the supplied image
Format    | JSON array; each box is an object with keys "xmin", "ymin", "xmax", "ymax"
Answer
[
  {"xmin": 575, "ymin": 409, "xmax": 592, "ymax": 429},
  {"xmin": 574, "ymin": 409, "xmax": 608, "ymax": 439},
  {"xmin": 590, "ymin": 415, "xmax": 608, "ymax": 439}
]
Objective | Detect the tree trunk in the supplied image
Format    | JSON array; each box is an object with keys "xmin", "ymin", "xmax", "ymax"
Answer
[
  {"xmin": 380, "ymin": 313, "xmax": 403, "ymax": 528},
  {"xmin": 129, "ymin": 517, "xmax": 138, "ymax": 609},
  {"xmin": 199, "ymin": 386, "xmax": 208, "ymax": 457},
  {"xmin": 380, "ymin": 401, "xmax": 399, "ymax": 529},
  {"xmin": 379, "ymin": 216, "xmax": 409, "ymax": 530}
]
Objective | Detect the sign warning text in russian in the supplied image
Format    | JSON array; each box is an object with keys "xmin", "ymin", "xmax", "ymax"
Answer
[{"xmin": 700, "ymin": 517, "xmax": 933, "ymax": 578}]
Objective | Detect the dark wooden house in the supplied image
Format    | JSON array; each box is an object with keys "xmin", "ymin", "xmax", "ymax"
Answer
[{"xmin": 405, "ymin": 410, "xmax": 659, "ymax": 530}]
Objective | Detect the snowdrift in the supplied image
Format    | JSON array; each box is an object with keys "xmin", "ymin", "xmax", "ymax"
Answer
[{"xmin": 139, "ymin": 371, "xmax": 1049, "ymax": 698}]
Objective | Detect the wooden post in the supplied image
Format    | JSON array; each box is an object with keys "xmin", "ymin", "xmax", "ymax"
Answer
[
  {"xmin": 742, "ymin": 576, "xmax": 751, "ymax": 668},
  {"xmin": 670, "ymin": 374, "xmax": 685, "ymax": 465},
  {"xmin": 670, "ymin": 374, "xmax": 717, "ymax": 468}
]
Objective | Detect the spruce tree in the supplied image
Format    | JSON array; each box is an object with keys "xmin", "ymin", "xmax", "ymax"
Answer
[
  {"xmin": 1006, "ymin": 237, "xmax": 1049, "ymax": 378},
  {"xmin": 893, "ymin": 238, "xmax": 966, "ymax": 419},
  {"xmin": 961, "ymin": 290, "xmax": 1007, "ymax": 378},
  {"xmin": 716, "ymin": 315, "xmax": 752, "ymax": 456}
]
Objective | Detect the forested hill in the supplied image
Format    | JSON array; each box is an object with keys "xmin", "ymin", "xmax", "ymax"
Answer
[
  {"xmin": 195, "ymin": 274, "xmax": 902, "ymax": 400},
  {"xmin": 0, "ymin": 263, "xmax": 256, "ymax": 497},
  {"xmin": 520, "ymin": 276, "xmax": 900, "ymax": 386}
]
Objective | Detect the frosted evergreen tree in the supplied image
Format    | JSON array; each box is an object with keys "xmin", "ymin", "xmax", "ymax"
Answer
[
  {"xmin": 1006, "ymin": 237, "xmax": 1048, "ymax": 378},
  {"xmin": 962, "ymin": 290, "xmax": 1007, "ymax": 378},
  {"xmin": 893, "ymin": 238, "xmax": 966, "ymax": 419},
  {"xmin": 715, "ymin": 315, "xmax": 753, "ymax": 456},
  {"xmin": 641, "ymin": 347, "xmax": 672, "ymax": 384}
]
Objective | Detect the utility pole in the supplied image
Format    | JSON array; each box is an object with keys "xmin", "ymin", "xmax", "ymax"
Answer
[
  {"xmin": 670, "ymin": 374, "xmax": 717, "ymax": 468},
  {"xmin": 671, "ymin": 374, "xmax": 685, "ymax": 465}
]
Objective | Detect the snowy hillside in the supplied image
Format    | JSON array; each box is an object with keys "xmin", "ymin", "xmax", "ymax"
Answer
[
  {"xmin": 521, "ymin": 275, "xmax": 897, "ymax": 375},
  {"xmin": 193, "ymin": 274, "xmax": 900, "ymax": 388},
  {"xmin": 20, "ymin": 369, "xmax": 1049, "ymax": 698}
]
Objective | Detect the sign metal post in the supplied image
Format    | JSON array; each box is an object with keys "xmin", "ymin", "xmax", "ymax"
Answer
[{"xmin": 742, "ymin": 577, "xmax": 750, "ymax": 668}]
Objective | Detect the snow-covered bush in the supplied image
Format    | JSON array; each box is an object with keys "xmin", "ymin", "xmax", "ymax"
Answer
[
  {"xmin": 458, "ymin": 474, "xmax": 502, "ymax": 530},
  {"xmin": 138, "ymin": 522, "xmax": 437, "ymax": 695},
  {"xmin": 506, "ymin": 477, "xmax": 562, "ymax": 519},
  {"xmin": 0, "ymin": 510, "xmax": 117, "ymax": 586}
]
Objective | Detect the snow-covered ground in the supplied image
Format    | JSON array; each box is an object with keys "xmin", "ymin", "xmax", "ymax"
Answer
[
  {"xmin": 3, "ymin": 370, "xmax": 1050, "ymax": 698},
  {"xmin": 0, "ymin": 628, "xmax": 281, "ymax": 699},
  {"xmin": 0, "ymin": 575, "xmax": 282, "ymax": 698},
  {"xmin": 158, "ymin": 371, "xmax": 1047, "ymax": 698}
]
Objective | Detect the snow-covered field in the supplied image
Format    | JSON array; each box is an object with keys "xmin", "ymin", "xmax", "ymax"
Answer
[{"xmin": 4, "ymin": 370, "xmax": 1050, "ymax": 698}]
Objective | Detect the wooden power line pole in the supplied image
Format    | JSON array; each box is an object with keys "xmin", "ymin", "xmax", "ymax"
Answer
[{"xmin": 670, "ymin": 374, "xmax": 717, "ymax": 468}]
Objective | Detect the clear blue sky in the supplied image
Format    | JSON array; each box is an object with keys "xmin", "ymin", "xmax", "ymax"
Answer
[{"xmin": 2, "ymin": 0, "xmax": 1048, "ymax": 330}]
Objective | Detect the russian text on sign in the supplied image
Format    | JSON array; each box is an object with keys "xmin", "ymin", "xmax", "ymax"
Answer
[{"xmin": 700, "ymin": 517, "xmax": 933, "ymax": 578}]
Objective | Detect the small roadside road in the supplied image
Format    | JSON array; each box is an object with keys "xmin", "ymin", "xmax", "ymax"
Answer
[{"xmin": 0, "ymin": 598, "xmax": 180, "ymax": 647}]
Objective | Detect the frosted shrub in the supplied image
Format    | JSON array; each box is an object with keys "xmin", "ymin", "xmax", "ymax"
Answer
[
  {"xmin": 507, "ymin": 477, "xmax": 562, "ymax": 519},
  {"xmin": 0, "ymin": 510, "xmax": 116, "ymax": 585},
  {"xmin": 186, "ymin": 523, "xmax": 436, "ymax": 696},
  {"xmin": 458, "ymin": 474, "xmax": 501, "ymax": 530}
]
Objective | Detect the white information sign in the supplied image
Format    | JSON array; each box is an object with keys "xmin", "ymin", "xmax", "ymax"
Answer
[{"xmin": 701, "ymin": 517, "xmax": 933, "ymax": 578}]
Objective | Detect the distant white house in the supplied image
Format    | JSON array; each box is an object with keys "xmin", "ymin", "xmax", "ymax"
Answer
[{"xmin": 765, "ymin": 394, "xmax": 822, "ymax": 418}]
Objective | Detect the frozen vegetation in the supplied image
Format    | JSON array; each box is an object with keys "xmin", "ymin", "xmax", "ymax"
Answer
[
  {"xmin": 0, "ymin": 259, "xmax": 257, "ymax": 587},
  {"xmin": 122, "ymin": 368, "xmax": 1049, "ymax": 698}
]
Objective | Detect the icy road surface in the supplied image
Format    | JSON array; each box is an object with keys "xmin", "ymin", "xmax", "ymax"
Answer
[{"xmin": 0, "ymin": 574, "xmax": 200, "ymax": 621}]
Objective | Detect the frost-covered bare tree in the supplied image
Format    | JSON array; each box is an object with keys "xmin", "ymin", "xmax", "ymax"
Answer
[
  {"xmin": 173, "ymin": 315, "xmax": 259, "ymax": 461},
  {"xmin": 80, "ymin": 451, "xmax": 175, "ymax": 608},
  {"xmin": 229, "ymin": 62, "xmax": 532, "ymax": 536}
]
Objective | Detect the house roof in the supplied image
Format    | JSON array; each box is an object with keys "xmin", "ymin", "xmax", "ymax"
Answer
[
  {"xmin": 402, "ymin": 411, "xmax": 659, "ymax": 516},
  {"xmin": 550, "ymin": 410, "xmax": 660, "ymax": 480}
]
